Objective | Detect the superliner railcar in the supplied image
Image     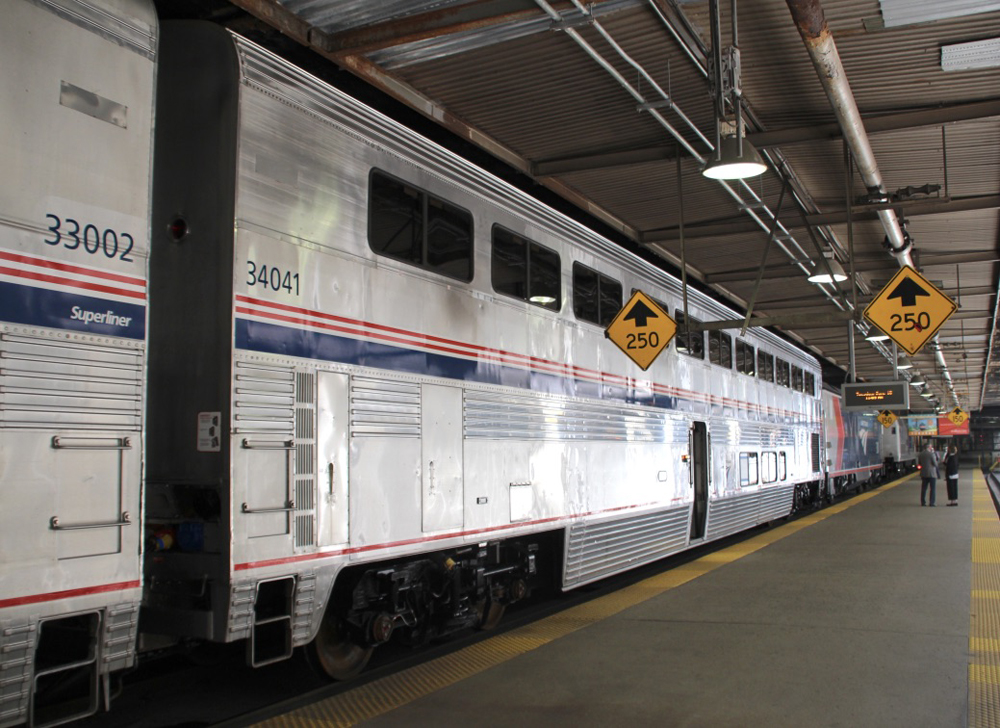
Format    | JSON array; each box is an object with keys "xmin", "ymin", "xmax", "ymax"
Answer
[
  {"xmin": 0, "ymin": 2, "xmax": 903, "ymax": 725},
  {"xmin": 0, "ymin": 2, "xmax": 155, "ymax": 726}
]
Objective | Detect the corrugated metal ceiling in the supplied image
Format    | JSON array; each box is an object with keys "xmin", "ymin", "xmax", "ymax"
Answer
[{"xmin": 181, "ymin": 0, "xmax": 1000, "ymax": 412}]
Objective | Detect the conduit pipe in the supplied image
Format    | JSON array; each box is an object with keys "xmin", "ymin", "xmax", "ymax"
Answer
[{"xmin": 785, "ymin": 0, "xmax": 957, "ymax": 406}]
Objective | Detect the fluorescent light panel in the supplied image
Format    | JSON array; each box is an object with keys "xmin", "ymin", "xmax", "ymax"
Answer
[
  {"xmin": 942, "ymin": 37, "xmax": 1000, "ymax": 72},
  {"xmin": 879, "ymin": 0, "xmax": 1000, "ymax": 28}
]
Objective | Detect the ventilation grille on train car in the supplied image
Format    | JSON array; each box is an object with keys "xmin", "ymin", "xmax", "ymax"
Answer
[
  {"xmin": 705, "ymin": 491, "xmax": 761, "ymax": 541},
  {"xmin": 0, "ymin": 334, "xmax": 142, "ymax": 430},
  {"xmin": 811, "ymin": 432, "xmax": 821, "ymax": 473},
  {"xmin": 350, "ymin": 377, "xmax": 421, "ymax": 438},
  {"xmin": 465, "ymin": 391, "xmax": 686, "ymax": 442},
  {"xmin": 563, "ymin": 507, "xmax": 690, "ymax": 588},
  {"xmin": 233, "ymin": 363, "xmax": 295, "ymax": 435},
  {"xmin": 294, "ymin": 371, "xmax": 315, "ymax": 548},
  {"xmin": 758, "ymin": 484, "xmax": 795, "ymax": 523}
]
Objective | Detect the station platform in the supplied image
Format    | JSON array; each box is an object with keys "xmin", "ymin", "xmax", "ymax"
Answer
[{"xmin": 257, "ymin": 466, "xmax": 998, "ymax": 727}]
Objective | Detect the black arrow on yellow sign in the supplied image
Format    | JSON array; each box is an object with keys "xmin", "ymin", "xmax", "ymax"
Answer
[
  {"xmin": 887, "ymin": 277, "xmax": 930, "ymax": 308},
  {"xmin": 623, "ymin": 300, "xmax": 659, "ymax": 327}
]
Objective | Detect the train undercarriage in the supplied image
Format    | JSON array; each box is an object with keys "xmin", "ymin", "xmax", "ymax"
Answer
[{"xmin": 307, "ymin": 537, "xmax": 546, "ymax": 679}]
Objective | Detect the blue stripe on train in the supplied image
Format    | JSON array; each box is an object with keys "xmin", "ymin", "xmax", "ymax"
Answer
[
  {"xmin": 0, "ymin": 280, "xmax": 145, "ymax": 340},
  {"xmin": 235, "ymin": 318, "xmax": 682, "ymax": 411}
]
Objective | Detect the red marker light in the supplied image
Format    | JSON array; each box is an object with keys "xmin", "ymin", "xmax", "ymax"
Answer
[{"xmin": 168, "ymin": 218, "xmax": 188, "ymax": 241}]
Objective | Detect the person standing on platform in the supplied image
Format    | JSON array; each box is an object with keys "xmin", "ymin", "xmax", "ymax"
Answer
[
  {"xmin": 918, "ymin": 442, "xmax": 939, "ymax": 507},
  {"xmin": 944, "ymin": 445, "xmax": 960, "ymax": 506}
]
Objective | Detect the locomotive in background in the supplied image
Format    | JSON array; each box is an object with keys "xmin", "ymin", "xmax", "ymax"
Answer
[{"xmin": 0, "ymin": 2, "xmax": 913, "ymax": 725}]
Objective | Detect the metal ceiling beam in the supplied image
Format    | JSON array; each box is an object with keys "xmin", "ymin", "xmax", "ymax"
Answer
[
  {"xmin": 643, "ymin": 194, "xmax": 1000, "ymax": 242},
  {"xmin": 746, "ymin": 98, "xmax": 1000, "ymax": 148},
  {"xmin": 685, "ymin": 310, "xmax": 854, "ymax": 332},
  {"xmin": 535, "ymin": 100, "xmax": 1000, "ymax": 176},
  {"xmin": 704, "ymin": 250, "xmax": 1000, "ymax": 284},
  {"xmin": 534, "ymin": 146, "xmax": 678, "ymax": 176},
  {"xmin": 315, "ymin": 0, "xmax": 546, "ymax": 58}
]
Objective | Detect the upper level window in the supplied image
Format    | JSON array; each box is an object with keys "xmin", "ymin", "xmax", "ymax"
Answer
[
  {"xmin": 675, "ymin": 311, "xmax": 705, "ymax": 359},
  {"xmin": 573, "ymin": 262, "xmax": 622, "ymax": 327},
  {"xmin": 776, "ymin": 358, "xmax": 791, "ymax": 387},
  {"xmin": 757, "ymin": 350, "xmax": 774, "ymax": 382},
  {"xmin": 492, "ymin": 226, "xmax": 561, "ymax": 311},
  {"xmin": 804, "ymin": 372, "xmax": 816, "ymax": 397},
  {"xmin": 792, "ymin": 366, "xmax": 804, "ymax": 392},
  {"xmin": 709, "ymin": 329, "xmax": 733, "ymax": 369},
  {"xmin": 736, "ymin": 340, "xmax": 755, "ymax": 376},
  {"xmin": 369, "ymin": 171, "xmax": 473, "ymax": 282}
]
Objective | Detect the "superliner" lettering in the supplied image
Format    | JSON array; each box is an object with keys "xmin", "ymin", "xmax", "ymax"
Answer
[{"xmin": 70, "ymin": 306, "xmax": 133, "ymax": 327}]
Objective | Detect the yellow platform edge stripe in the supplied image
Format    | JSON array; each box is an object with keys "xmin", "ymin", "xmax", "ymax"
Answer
[
  {"xmin": 256, "ymin": 473, "xmax": 917, "ymax": 728},
  {"xmin": 972, "ymin": 468, "xmax": 1000, "ymax": 727}
]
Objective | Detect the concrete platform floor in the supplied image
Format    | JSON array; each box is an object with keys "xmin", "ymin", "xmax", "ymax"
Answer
[{"xmin": 261, "ymin": 468, "xmax": 985, "ymax": 728}]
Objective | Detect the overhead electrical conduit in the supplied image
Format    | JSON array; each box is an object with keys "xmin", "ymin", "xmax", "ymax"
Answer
[{"xmin": 784, "ymin": 0, "xmax": 957, "ymax": 406}]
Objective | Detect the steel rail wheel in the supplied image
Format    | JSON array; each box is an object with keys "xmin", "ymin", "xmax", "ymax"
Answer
[{"xmin": 307, "ymin": 614, "xmax": 373, "ymax": 681}]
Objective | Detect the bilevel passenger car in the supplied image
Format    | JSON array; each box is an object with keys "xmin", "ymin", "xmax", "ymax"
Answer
[
  {"xmin": 141, "ymin": 21, "xmax": 825, "ymax": 683},
  {"xmin": 0, "ymin": 2, "xmax": 897, "ymax": 725},
  {"xmin": 0, "ymin": 2, "xmax": 156, "ymax": 726}
]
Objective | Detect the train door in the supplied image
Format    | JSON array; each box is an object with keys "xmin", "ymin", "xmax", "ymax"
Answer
[
  {"xmin": 690, "ymin": 421, "xmax": 709, "ymax": 540},
  {"xmin": 317, "ymin": 371, "xmax": 349, "ymax": 547},
  {"xmin": 421, "ymin": 383, "xmax": 464, "ymax": 533}
]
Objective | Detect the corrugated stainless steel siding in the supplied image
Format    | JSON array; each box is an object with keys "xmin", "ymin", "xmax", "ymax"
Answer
[
  {"xmin": 350, "ymin": 377, "xmax": 421, "ymax": 438},
  {"xmin": 465, "ymin": 390, "xmax": 687, "ymax": 442},
  {"xmin": 0, "ymin": 334, "xmax": 142, "ymax": 429},
  {"xmin": 233, "ymin": 362, "xmax": 295, "ymax": 434},
  {"xmin": 563, "ymin": 506, "xmax": 691, "ymax": 588}
]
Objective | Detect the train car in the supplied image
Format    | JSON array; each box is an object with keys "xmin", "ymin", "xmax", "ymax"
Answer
[
  {"xmin": 0, "ymin": 1, "xmax": 157, "ymax": 725},
  {"xmin": 140, "ymin": 23, "xmax": 825, "ymax": 680},
  {"xmin": 820, "ymin": 386, "xmax": 885, "ymax": 497},
  {"xmin": 881, "ymin": 413, "xmax": 918, "ymax": 474}
]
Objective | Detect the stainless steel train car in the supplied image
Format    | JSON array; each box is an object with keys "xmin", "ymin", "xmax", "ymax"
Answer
[
  {"xmin": 1, "ymin": 2, "xmax": 899, "ymax": 724},
  {"xmin": 0, "ymin": 2, "xmax": 156, "ymax": 726},
  {"xmin": 819, "ymin": 386, "xmax": 918, "ymax": 501},
  {"xmin": 140, "ymin": 22, "xmax": 824, "ymax": 682}
]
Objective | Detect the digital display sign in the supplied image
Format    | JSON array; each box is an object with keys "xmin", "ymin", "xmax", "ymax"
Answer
[{"xmin": 842, "ymin": 381, "xmax": 910, "ymax": 411}]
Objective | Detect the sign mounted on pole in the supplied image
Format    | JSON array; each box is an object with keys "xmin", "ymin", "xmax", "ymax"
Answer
[
  {"xmin": 605, "ymin": 290, "xmax": 676, "ymax": 370},
  {"xmin": 842, "ymin": 381, "xmax": 910, "ymax": 410},
  {"xmin": 862, "ymin": 265, "xmax": 957, "ymax": 355},
  {"xmin": 877, "ymin": 410, "xmax": 897, "ymax": 428},
  {"xmin": 946, "ymin": 407, "xmax": 968, "ymax": 426}
]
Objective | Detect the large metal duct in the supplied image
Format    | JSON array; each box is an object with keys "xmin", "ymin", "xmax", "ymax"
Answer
[{"xmin": 785, "ymin": 0, "xmax": 957, "ymax": 405}]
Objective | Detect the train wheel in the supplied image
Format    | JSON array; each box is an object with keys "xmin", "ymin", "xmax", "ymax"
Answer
[
  {"xmin": 306, "ymin": 613, "xmax": 373, "ymax": 681},
  {"xmin": 475, "ymin": 598, "xmax": 505, "ymax": 630}
]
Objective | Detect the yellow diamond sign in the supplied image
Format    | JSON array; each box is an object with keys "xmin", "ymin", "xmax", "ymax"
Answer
[
  {"xmin": 947, "ymin": 407, "xmax": 968, "ymax": 426},
  {"xmin": 605, "ymin": 290, "xmax": 676, "ymax": 370},
  {"xmin": 877, "ymin": 410, "xmax": 897, "ymax": 428},
  {"xmin": 863, "ymin": 265, "xmax": 957, "ymax": 356}
]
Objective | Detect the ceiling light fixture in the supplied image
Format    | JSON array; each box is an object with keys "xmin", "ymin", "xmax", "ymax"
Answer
[
  {"xmin": 909, "ymin": 378, "xmax": 926, "ymax": 387},
  {"xmin": 807, "ymin": 252, "xmax": 849, "ymax": 284},
  {"xmin": 865, "ymin": 332, "xmax": 890, "ymax": 342},
  {"xmin": 702, "ymin": 134, "xmax": 767, "ymax": 180}
]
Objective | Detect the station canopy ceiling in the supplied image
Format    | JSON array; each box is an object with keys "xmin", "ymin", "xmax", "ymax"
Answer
[{"xmin": 161, "ymin": 0, "xmax": 1000, "ymax": 414}]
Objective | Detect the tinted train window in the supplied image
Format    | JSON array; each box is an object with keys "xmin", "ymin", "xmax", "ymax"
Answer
[
  {"xmin": 804, "ymin": 372, "xmax": 816, "ymax": 397},
  {"xmin": 739, "ymin": 452, "xmax": 759, "ymax": 486},
  {"xmin": 762, "ymin": 452, "xmax": 778, "ymax": 483},
  {"xmin": 492, "ymin": 226, "xmax": 561, "ymax": 311},
  {"xmin": 736, "ymin": 340, "xmax": 755, "ymax": 376},
  {"xmin": 573, "ymin": 263, "xmax": 622, "ymax": 327},
  {"xmin": 792, "ymin": 366, "xmax": 804, "ymax": 391},
  {"xmin": 369, "ymin": 171, "xmax": 473, "ymax": 282},
  {"xmin": 709, "ymin": 330, "xmax": 733, "ymax": 369},
  {"xmin": 775, "ymin": 358, "xmax": 790, "ymax": 387},
  {"xmin": 779, "ymin": 452, "xmax": 787, "ymax": 480},
  {"xmin": 757, "ymin": 350, "xmax": 774, "ymax": 382},
  {"xmin": 675, "ymin": 311, "xmax": 705, "ymax": 359}
]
